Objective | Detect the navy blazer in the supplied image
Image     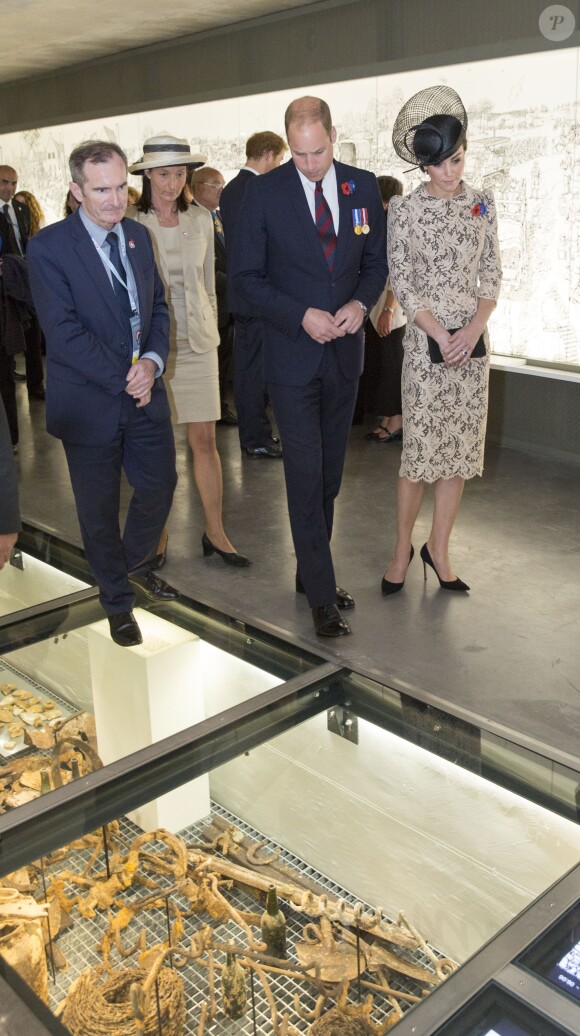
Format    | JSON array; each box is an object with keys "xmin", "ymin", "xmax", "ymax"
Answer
[
  {"xmin": 0, "ymin": 397, "xmax": 21, "ymax": 534},
  {"xmin": 230, "ymin": 159, "xmax": 387, "ymax": 386},
  {"xmin": 219, "ymin": 168, "xmax": 257, "ymax": 317},
  {"xmin": 0, "ymin": 198, "xmax": 31, "ymax": 257},
  {"xmin": 27, "ymin": 210, "xmax": 170, "ymax": 445}
]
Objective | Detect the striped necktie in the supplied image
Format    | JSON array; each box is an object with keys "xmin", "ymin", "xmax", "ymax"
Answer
[{"xmin": 314, "ymin": 180, "xmax": 336, "ymax": 271}]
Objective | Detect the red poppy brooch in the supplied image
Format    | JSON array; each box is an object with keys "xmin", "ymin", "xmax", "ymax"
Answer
[
  {"xmin": 341, "ymin": 180, "xmax": 356, "ymax": 195},
  {"xmin": 470, "ymin": 201, "xmax": 487, "ymax": 217}
]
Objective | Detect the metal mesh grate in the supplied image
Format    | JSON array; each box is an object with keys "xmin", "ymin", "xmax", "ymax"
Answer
[{"xmin": 44, "ymin": 803, "xmax": 452, "ymax": 1033}]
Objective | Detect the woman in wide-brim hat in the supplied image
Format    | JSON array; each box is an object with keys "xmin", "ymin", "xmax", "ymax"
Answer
[
  {"xmin": 128, "ymin": 135, "xmax": 250, "ymax": 567},
  {"xmin": 380, "ymin": 86, "xmax": 502, "ymax": 596}
]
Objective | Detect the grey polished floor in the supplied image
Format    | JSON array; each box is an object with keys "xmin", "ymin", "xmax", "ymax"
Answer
[{"xmin": 13, "ymin": 384, "xmax": 580, "ymax": 760}]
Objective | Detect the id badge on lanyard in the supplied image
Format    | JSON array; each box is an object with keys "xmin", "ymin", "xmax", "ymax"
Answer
[
  {"xmin": 96, "ymin": 232, "xmax": 141, "ymax": 362},
  {"xmin": 129, "ymin": 313, "xmax": 141, "ymax": 363}
]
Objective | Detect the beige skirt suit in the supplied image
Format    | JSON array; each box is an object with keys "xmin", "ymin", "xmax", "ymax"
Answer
[{"xmin": 127, "ymin": 204, "xmax": 220, "ymax": 423}]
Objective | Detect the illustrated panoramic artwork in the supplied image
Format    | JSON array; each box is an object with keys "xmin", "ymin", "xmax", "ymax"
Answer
[{"xmin": 1, "ymin": 46, "xmax": 578, "ymax": 365}]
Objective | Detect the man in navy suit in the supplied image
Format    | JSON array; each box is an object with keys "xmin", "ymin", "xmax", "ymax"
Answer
[
  {"xmin": 220, "ymin": 131, "xmax": 287, "ymax": 457},
  {"xmin": 231, "ymin": 97, "xmax": 387, "ymax": 637},
  {"xmin": 0, "ymin": 396, "xmax": 21, "ymax": 569},
  {"xmin": 0, "ymin": 164, "xmax": 46, "ymax": 446},
  {"xmin": 27, "ymin": 141, "xmax": 178, "ymax": 647}
]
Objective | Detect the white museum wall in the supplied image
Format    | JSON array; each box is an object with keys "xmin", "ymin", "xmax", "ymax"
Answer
[{"xmin": 0, "ymin": 48, "xmax": 579, "ymax": 366}]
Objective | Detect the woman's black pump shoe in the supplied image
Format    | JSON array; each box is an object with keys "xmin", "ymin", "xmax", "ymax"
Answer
[
  {"xmin": 381, "ymin": 545, "xmax": 414, "ymax": 595},
  {"xmin": 202, "ymin": 532, "xmax": 251, "ymax": 567},
  {"xmin": 420, "ymin": 543, "xmax": 469, "ymax": 592}
]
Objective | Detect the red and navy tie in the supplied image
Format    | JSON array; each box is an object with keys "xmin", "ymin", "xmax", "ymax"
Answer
[{"xmin": 315, "ymin": 180, "xmax": 336, "ymax": 271}]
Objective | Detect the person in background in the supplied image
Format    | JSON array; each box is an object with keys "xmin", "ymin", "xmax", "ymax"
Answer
[
  {"xmin": 64, "ymin": 189, "xmax": 81, "ymax": 216},
  {"xmin": 0, "ymin": 396, "xmax": 21, "ymax": 568},
  {"xmin": 128, "ymin": 135, "xmax": 250, "ymax": 568},
  {"xmin": 363, "ymin": 175, "xmax": 405, "ymax": 444},
  {"xmin": 14, "ymin": 190, "xmax": 45, "ymax": 236},
  {"xmin": 190, "ymin": 166, "xmax": 237, "ymax": 426},
  {"xmin": 0, "ymin": 165, "xmax": 45, "ymax": 401},
  {"xmin": 381, "ymin": 86, "xmax": 501, "ymax": 596},
  {"xmin": 220, "ymin": 130, "xmax": 287, "ymax": 458}
]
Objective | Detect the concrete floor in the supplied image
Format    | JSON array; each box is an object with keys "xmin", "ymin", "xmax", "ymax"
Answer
[{"xmin": 12, "ymin": 383, "xmax": 580, "ymax": 761}]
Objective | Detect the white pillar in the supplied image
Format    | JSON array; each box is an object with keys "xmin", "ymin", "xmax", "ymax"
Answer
[{"xmin": 87, "ymin": 609, "xmax": 209, "ymax": 833}]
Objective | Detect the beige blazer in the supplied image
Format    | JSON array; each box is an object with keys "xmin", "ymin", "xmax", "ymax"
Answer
[{"xmin": 127, "ymin": 204, "xmax": 219, "ymax": 354}]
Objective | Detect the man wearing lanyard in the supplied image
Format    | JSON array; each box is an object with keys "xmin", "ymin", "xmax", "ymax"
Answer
[{"xmin": 28, "ymin": 141, "xmax": 178, "ymax": 647}]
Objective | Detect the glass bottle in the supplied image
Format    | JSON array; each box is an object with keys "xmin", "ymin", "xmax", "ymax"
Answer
[
  {"xmin": 221, "ymin": 952, "xmax": 247, "ymax": 1019},
  {"xmin": 261, "ymin": 884, "xmax": 286, "ymax": 959},
  {"xmin": 40, "ymin": 769, "xmax": 52, "ymax": 795}
]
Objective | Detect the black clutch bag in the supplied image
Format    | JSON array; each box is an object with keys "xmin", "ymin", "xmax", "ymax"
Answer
[{"xmin": 427, "ymin": 330, "xmax": 486, "ymax": 364}]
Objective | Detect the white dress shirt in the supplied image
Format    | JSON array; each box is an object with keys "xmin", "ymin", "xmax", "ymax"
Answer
[{"xmin": 296, "ymin": 163, "xmax": 340, "ymax": 234}]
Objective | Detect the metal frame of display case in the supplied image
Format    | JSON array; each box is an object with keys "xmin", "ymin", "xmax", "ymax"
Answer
[{"xmin": 0, "ymin": 523, "xmax": 579, "ymax": 1035}]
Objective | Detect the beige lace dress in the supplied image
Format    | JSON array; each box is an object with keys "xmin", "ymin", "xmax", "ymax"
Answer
[{"xmin": 387, "ymin": 183, "xmax": 502, "ymax": 482}]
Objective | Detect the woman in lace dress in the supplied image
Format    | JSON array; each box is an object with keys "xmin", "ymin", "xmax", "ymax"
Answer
[{"xmin": 381, "ymin": 86, "xmax": 501, "ymax": 594}]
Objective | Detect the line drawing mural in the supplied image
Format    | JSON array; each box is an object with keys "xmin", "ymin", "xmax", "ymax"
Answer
[{"xmin": 1, "ymin": 47, "xmax": 578, "ymax": 366}]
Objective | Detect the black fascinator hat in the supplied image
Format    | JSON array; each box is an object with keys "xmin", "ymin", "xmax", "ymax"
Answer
[{"xmin": 392, "ymin": 85, "xmax": 467, "ymax": 167}]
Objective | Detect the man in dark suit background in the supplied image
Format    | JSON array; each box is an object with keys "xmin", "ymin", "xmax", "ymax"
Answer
[
  {"xmin": 0, "ymin": 165, "xmax": 46, "ymax": 401},
  {"xmin": 0, "ymin": 395, "xmax": 21, "ymax": 570},
  {"xmin": 231, "ymin": 97, "xmax": 387, "ymax": 637},
  {"xmin": 190, "ymin": 165, "xmax": 237, "ymax": 426},
  {"xmin": 27, "ymin": 141, "xmax": 178, "ymax": 647},
  {"xmin": 220, "ymin": 131, "xmax": 287, "ymax": 458}
]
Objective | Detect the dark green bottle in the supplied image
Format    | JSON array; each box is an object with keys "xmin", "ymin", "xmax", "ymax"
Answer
[
  {"xmin": 40, "ymin": 769, "xmax": 52, "ymax": 795},
  {"xmin": 221, "ymin": 952, "xmax": 247, "ymax": 1019},
  {"xmin": 260, "ymin": 884, "xmax": 286, "ymax": 959}
]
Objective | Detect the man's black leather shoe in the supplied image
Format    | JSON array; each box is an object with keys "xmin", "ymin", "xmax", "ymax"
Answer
[
  {"xmin": 241, "ymin": 440, "xmax": 283, "ymax": 458},
  {"xmin": 108, "ymin": 611, "xmax": 143, "ymax": 647},
  {"xmin": 131, "ymin": 571, "xmax": 180, "ymax": 600},
  {"xmin": 312, "ymin": 604, "xmax": 351, "ymax": 637},
  {"xmin": 296, "ymin": 576, "xmax": 355, "ymax": 610}
]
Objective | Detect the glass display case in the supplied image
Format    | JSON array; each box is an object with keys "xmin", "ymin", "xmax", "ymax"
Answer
[{"xmin": 0, "ymin": 524, "xmax": 578, "ymax": 1035}]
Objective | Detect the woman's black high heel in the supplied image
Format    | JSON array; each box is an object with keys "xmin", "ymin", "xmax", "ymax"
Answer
[
  {"xmin": 381, "ymin": 545, "xmax": 414, "ymax": 596},
  {"xmin": 202, "ymin": 532, "xmax": 251, "ymax": 567},
  {"xmin": 420, "ymin": 543, "xmax": 469, "ymax": 592}
]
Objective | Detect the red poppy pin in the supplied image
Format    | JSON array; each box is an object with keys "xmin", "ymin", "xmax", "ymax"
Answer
[
  {"xmin": 470, "ymin": 202, "xmax": 487, "ymax": 217},
  {"xmin": 341, "ymin": 180, "xmax": 356, "ymax": 195},
  {"xmin": 128, "ymin": 239, "xmax": 136, "ymax": 248}
]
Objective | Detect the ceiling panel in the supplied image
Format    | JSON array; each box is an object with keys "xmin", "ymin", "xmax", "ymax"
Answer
[{"xmin": 0, "ymin": 0, "xmax": 319, "ymax": 84}]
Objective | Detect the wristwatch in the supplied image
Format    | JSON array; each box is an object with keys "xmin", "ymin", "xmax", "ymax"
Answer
[{"xmin": 353, "ymin": 299, "xmax": 368, "ymax": 316}]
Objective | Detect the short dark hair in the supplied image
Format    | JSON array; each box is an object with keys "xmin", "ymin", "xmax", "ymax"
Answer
[
  {"xmin": 285, "ymin": 96, "xmax": 332, "ymax": 137},
  {"xmin": 245, "ymin": 132, "xmax": 287, "ymax": 161},
  {"xmin": 69, "ymin": 140, "xmax": 127, "ymax": 187},
  {"xmin": 377, "ymin": 176, "xmax": 403, "ymax": 205},
  {"xmin": 137, "ymin": 171, "xmax": 189, "ymax": 214}
]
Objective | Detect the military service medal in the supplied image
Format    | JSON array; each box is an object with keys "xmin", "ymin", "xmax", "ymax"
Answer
[{"xmin": 352, "ymin": 208, "xmax": 370, "ymax": 234}]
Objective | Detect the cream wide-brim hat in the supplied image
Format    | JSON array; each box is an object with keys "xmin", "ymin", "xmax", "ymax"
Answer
[{"xmin": 129, "ymin": 134, "xmax": 207, "ymax": 174}]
